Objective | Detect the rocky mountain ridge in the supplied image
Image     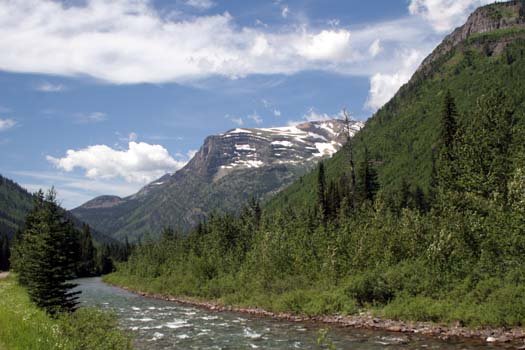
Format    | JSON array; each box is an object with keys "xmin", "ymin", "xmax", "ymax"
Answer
[
  {"xmin": 72, "ymin": 119, "xmax": 362, "ymax": 239},
  {"xmin": 417, "ymin": 1, "xmax": 525, "ymax": 76}
]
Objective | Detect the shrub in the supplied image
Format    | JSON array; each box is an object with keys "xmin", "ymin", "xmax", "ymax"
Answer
[{"xmin": 59, "ymin": 308, "xmax": 132, "ymax": 350}]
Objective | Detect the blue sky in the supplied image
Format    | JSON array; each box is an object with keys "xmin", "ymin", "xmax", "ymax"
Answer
[{"xmin": 0, "ymin": 0, "xmax": 493, "ymax": 208}]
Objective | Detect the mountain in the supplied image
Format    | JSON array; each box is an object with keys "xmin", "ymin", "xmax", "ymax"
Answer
[
  {"xmin": 110, "ymin": 2, "xmax": 525, "ymax": 330},
  {"xmin": 0, "ymin": 174, "xmax": 115, "ymax": 243},
  {"xmin": 72, "ymin": 119, "xmax": 363, "ymax": 240},
  {"xmin": 266, "ymin": 0, "xmax": 525, "ymax": 212},
  {"xmin": 0, "ymin": 175, "xmax": 34, "ymax": 238}
]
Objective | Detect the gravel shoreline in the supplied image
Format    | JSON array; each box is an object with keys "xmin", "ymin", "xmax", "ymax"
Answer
[{"xmin": 108, "ymin": 281, "xmax": 525, "ymax": 347}]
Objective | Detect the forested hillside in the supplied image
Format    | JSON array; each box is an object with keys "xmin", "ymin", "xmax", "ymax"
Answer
[
  {"xmin": 108, "ymin": 2, "xmax": 525, "ymax": 328},
  {"xmin": 0, "ymin": 175, "xmax": 128, "ymax": 274},
  {"xmin": 0, "ymin": 175, "xmax": 34, "ymax": 238},
  {"xmin": 266, "ymin": 1, "xmax": 525, "ymax": 212}
]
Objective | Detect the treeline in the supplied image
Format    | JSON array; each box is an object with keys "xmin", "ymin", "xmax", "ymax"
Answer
[
  {"xmin": 9, "ymin": 190, "xmax": 132, "ymax": 312},
  {"xmin": 1, "ymin": 189, "xmax": 131, "ymax": 348},
  {"xmin": 0, "ymin": 205, "xmax": 133, "ymax": 276},
  {"xmin": 110, "ymin": 90, "xmax": 525, "ymax": 327}
]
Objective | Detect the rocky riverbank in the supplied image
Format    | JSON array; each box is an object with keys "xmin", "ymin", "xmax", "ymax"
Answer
[{"xmin": 107, "ymin": 281, "xmax": 525, "ymax": 347}]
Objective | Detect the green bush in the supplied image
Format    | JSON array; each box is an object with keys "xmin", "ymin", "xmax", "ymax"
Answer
[
  {"xmin": 382, "ymin": 294, "xmax": 452, "ymax": 323},
  {"xmin": 0, "ymin": 276, "xmax": 131, "ymax": 350},
  {"xmin": 343, "ymin": 270, "xmax": 394, "ymax": 305},
  {"xmin": 59, "ymin": 308, "xmax": 132, "ymax": 350}
]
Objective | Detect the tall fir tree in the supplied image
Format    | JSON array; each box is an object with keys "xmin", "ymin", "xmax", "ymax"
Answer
[
  {"xmin": 0, "ymin": 232, "xmax": 10, "ymax": 271},
  {"xmin": 436, "ymin": 90, "xmax": 459, "ymax": 191},
  {"xmin": 343, "ymin": 109, "xmax": 357, "ymax": 208},
  {"xmin": 356, "ymin": 147, "xmax": 379, "ymax": 203},
  {"xmin": 317, "ymin": 162, "xmax": 328, "ymax": 222},
  {"xmin": 11, "ymin": 189, "xmax": 80, "ymax": 315},
  {"xmin": 77, "ymin": 224, "xmax": 97, "ymax": 277}
]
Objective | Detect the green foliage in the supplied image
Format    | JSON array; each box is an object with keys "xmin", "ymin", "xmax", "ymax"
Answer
[
  {"xmin": 0, "ymin": 232, "xmax": 9, "ymax": 271},
  {"xmin": 0, "ymin": 275, "xmax": 131, "ymax": 350},
  {"xmin": 109, "ymin": 17, "xmax": 525, "ymax": 329},
  {"xmin": 0, "ymin": 174, "xmax": 34, "ymax": 238},
  {"xmin": 77, "ymin": 225, "xmax": 97, "ymax": 277},
  {"xmin": 317, "ymin": 328, "xmax": 337, "ymax": 350},
  {"xmin": 266, "ymin": 31, "xmax": 525, "ymax": 214},
  {"xmin": 58, "ymin": 308, "xmax": 132, "ymax": 350},
  {"xmin": 11, "ymin": 190, "xmax": 80, "ymax": 315}
]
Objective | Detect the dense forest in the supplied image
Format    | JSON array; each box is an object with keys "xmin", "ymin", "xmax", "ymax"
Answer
[
  {"xmin": 109, "ymin": 89, "xmax": 525, "ymax": 327},
  {"xmin": 0, "ymin": 176, "xmax": 133, "ymax": 274},
  {"xmin": 108, "ymin": 14, "xmax": 525, "ymax": 326},
  {"xmin": 2, "ymin": 189, "xmax": 133, "ymax": 275},
  {"xmin": 1, "ymin": 189, "xmax": 132, "ymax": 349}
]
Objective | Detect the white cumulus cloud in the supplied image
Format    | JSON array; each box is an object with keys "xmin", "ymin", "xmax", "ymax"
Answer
[
  {"xmin": 365, "ymin": 49, "xmax": 423, "ymax": 111},
  {"xmin": 296, "ymin": 30, "xmax": 351, "ymax": 61},
  {"xmin": 0, "ymin": 0, "xmax": 360, "ymax": 84},
  {"xmin": 409, "ymin": 0, "xmax": 493, "ymax": 33},
  {"xmin": 0, "ymin": 118, "xmax": 16, "ymax": 131},
  {"xmin": 47, "ymin": 142, "xmax": 186, "ymax": 184}
]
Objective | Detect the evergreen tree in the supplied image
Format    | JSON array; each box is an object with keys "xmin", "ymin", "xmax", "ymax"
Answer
[
  {"xmin": 399, "ymin": 178, "xmax": 411, "ymax": 209},
  {"xmin": 77, "ymin": 224, "xmax": 96, "ymax": 277},
  {"xmin": 317, "ymin": 162, "xmax": 328, "ymax": 222},
  {"xmin": 248, "ymin": 196, "xmax": 262, "ymax": 228},
  {"xmin": 343, "ymin": 109, "xmax": 357, "ymax": 208},
  {"xmin": 412, "ymin": 186, "xmax": 428, "ymax": 212},
  {"xmin": 161, "ymin": 226, "xmax": 175, "ymax": 241},
  {"xmin": 436, "ymin": 90, "xmax": 459, "ymax": 190},
  {"xmin": 11, "ymin": 189, "xmax": 80, "ymax": 315},
  {"xmin": 356, "ymin": 147, "xmax": 379, "ymax": 203},
  {"xmin": 0, "ymin": 232, "xmax": 10, "ymax": 271},
  {"xmin": 124, "ymin": 236, "xmax": 132, "ymax": 259},
  {"xmin": 520, "ymin": 0, "xmax": 525, "ymax": 18},
  {"xmin": 97, "ymin": 244, "xmax": 115, "ymax": 275}
]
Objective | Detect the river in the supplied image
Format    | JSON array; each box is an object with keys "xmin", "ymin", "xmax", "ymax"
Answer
[{"xmin": 74, "ymin": 277, "xmax": 511, "ymax": 349}]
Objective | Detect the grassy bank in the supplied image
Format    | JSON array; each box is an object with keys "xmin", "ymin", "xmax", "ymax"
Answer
[
  {"xmin": 104, "ymin": 273, "xmax": 359, "ymax": 317},
  {"xmin": 0, "ymin": 275, "xmax": 132, "ymax": 350},
  {"xmin": 105, "ymin": 261, "xmax": 525, "ymax": 330}
]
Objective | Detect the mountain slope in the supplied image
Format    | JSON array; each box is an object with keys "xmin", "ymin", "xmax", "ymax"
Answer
[
  {"xmin": 72, "ymin": 119, "xmax": 362, "ymax": 240},
  {"xmin": 0, "ymin": 174, "xmax": 115, "ymax": 243},
  {"xmin": 266, "ymin": 0, "xmax": 525, "ymax": 211},
  {"xmin": 0, "ymin": 175, "xmax": 34, "ymax": 238}
]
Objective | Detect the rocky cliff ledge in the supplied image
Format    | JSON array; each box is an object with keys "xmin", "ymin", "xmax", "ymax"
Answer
[{"xmin": 417, "ymin": 1, "xmax": 525, "ymax": 75}]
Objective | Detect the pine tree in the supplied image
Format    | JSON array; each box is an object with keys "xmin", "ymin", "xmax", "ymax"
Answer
[
  {"xmin": 97, "ymin": 244, "xmax": 115, "ymax": 275},
  {"xmin": 317, "ymin": 162, "xmax": 328, "ymax": 222},
  {"xmin": 357, "ymin": 147, "xmax": 379, "ymax": 203},
  {"xmin": 0, "ymin": 232, "xmax": 10, "ymax": 271},
  {"xmin": 399, "ymin": 178, "xmax": 411, "ymax": 209},
  {"xmin": 436, "ymin": 90, "xmax": 459, "ymax": 191},
  {"xmin": 12, "ymin": 189, "xmax": 80, "ymax": 315},
  {"xmin": 343, "ymin": 109, "xmax": 357, "ymax": 208},
  {"xmin": 124, "ymin": 236, "xmax": 132, "ymax": 259},
  {"xmin": 77, "ymin": 224, "xmax": 96, "ymax": 277},
  {"xmin": 413, "ymin": 186, "xmax": 428, "ymax": 212},
  {"xmin": 520, "ymin": 0, "xmax": 525, "ymax": 18}
]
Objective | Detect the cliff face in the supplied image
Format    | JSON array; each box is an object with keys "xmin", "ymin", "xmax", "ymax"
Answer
[{"xmin": 418, "ymin": 1, "xmax": 525, "ymax": 75}]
